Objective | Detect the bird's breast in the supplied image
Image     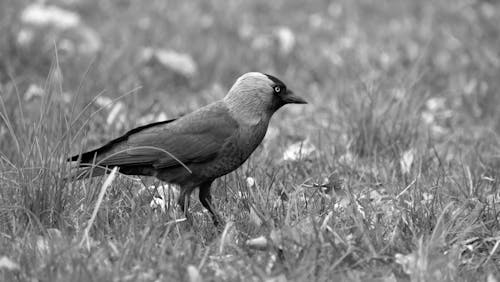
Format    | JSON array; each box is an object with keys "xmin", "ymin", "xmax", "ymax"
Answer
[
  {"xmin": 238, "ymin": 119, "xmax": 269, "ymax": 154},
  {"xmin": 198, "ymin": 121, "xmax": 269, "ymax": 179}
]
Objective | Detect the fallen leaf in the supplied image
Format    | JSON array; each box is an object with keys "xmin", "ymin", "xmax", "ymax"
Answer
[
  {"xmin": 282, "ymin": 139, "xmax": 316, "ymax": 161},
  {"xmin": 153, "ymin": 49, "xmax": 198, "ymax": 77},
  {"xmin": 246, "ymin": 177, "xmax": 256, "ymax": 189},
  {"xmin": 246, "ymin": 236, "xmax": 268, "ymax": 250},
  {"xmin": 0, "ymin": 257, "xmax": 20, "ymax": 271},
  {"xmin": 150, "ymin": 197, "xmax": 166, "ymax": 213},
  {"xmin": 187, "ymin": 265, "xmax": 202, "ymax": 282},
  {"xmin": 21, "ymin": 4, "xmax": 81, "ymax": 29},
  {"xmin": 24, "ymin": 84, "xmax": 45, "ymax": 101},
  {"xmin": 426, "ymin": 97, "xmax": 446, "ymax": 112},
  {"xmin": 400, "ymin": 149, "xmax": 415, "ymax": 175},
  {"xmin": 274, "ymin": 26, "xmax": 295, "ymax": 55},
  {"xmin": 394, "ymin": 253, "xmax": 417, "ymax": 275}
]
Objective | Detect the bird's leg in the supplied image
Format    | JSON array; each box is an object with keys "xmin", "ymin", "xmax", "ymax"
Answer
[
  {"xmin": 177, "ymin": 187, "xmax": 192, "ymax": 223},
  {"xmin": 199, "ymin": 180, "xmax": 223, "ymax": 227}
]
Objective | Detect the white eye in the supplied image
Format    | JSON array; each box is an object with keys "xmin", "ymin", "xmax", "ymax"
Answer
[{"xmin": 274, "ymin": 86, "xmax": 281, "ymax": 93}]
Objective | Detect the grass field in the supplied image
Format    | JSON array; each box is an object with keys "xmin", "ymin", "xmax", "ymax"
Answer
[{"xmin": 1, "ymin": 0, "xmax": 500, "ymax": 281}]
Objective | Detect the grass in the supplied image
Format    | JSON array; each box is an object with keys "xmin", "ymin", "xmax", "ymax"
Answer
[{"xmin": 1, "ymin": 0, "xmax": 500, "ymax": 281}]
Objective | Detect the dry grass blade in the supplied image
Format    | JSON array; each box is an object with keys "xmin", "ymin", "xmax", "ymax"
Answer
[
  {"xmin": 396, "ymin": 178, "xmax": 417, "ymax": 199},
  {"xmin": 79, "ymin": 166, "xmax": 118, "ymax": 250},
  {"xmin": 219, "ymin": 221, "xmax": 234, "ymax": 254},
  {"xmin": 484, "ymin": 238, "xmax": 500, "ymax": 265}
]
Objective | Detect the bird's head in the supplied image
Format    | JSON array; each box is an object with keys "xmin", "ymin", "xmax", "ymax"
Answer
[{"xmin": 224, "ymin": 72, "xmax": 307, "ymax": 114}]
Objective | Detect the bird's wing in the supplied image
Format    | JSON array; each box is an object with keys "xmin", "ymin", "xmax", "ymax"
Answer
[
  {"xmin": 69, "ymin": 119, "xmax": 177, "ymax": 163},
  {"xmin": 75, "ymin": 102, "xmax": 239, "ymax": 169},
  {"xmin": 125, "ymin": 111, "xmax": 238, "ymax": 168}
]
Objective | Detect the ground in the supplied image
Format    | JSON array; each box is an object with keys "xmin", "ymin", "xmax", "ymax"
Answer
[{"xmin": 1, "ymin": 0, "xmax": 500, "ymax": 281}]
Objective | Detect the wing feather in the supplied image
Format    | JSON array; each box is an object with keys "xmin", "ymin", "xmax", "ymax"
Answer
[{"xmin": 72, "ymin": 102, "xmax": 238, "ymax": 170}]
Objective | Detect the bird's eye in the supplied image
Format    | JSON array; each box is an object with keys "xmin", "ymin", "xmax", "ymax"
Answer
[{"xmin": 274, "ymin": 86, "xmax": 281, "ymax": 93}]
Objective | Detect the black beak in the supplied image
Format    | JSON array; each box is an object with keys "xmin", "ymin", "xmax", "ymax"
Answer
[{"xmin": 283, "ymin": 89, "xmax": 307, "ymax": 104}]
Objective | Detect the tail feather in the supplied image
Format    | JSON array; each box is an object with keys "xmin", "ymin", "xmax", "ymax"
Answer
[
  {"xmin": 66, "ymin": 119, "xmax": 178, "ymax": 181},
  {"xmin": 68, "ymin": 149, "xmax": 101, "ymax": 163}
]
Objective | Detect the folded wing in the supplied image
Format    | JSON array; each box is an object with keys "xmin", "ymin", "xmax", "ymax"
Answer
[{"xmin": 70, "ymin": 102, "xmax": 239, "ymax": 170}]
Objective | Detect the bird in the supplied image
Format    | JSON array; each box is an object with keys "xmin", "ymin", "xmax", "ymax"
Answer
[{"xmin": 68, "ymin": 72, "xmax": 307, "ymax": 226}]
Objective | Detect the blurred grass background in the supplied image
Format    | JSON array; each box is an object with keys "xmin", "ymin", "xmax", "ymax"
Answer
[{"xmin": 1, "ymin": 0, "xmax": 500, "ymax": 281}]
